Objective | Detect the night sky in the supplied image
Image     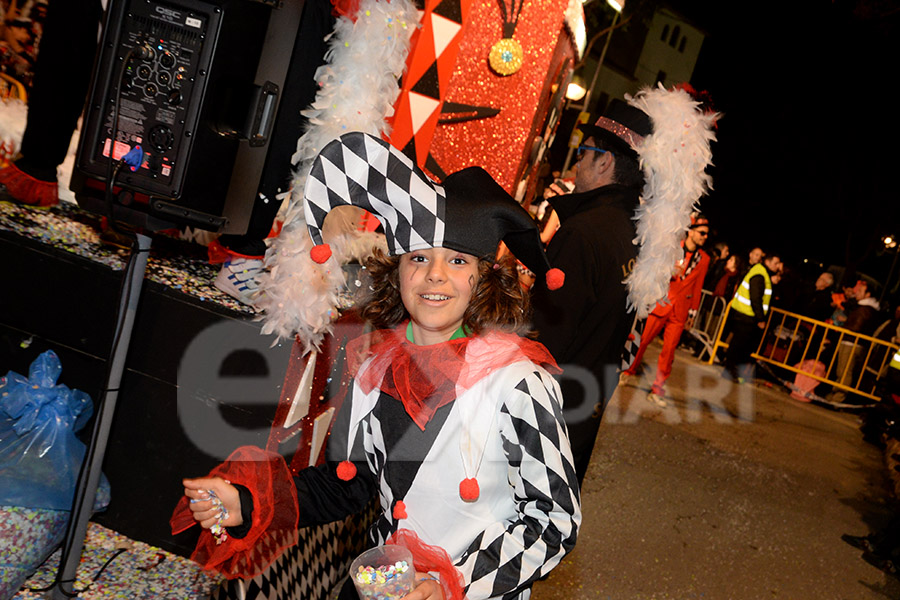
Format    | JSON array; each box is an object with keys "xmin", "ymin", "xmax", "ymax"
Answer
[{"xmin": 667, "ymin": 0, "xmax": 899, "ymax": 291}]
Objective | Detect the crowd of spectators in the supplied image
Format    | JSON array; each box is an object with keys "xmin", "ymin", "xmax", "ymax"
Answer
[{"xmin": 668, "ymin": 234, "xmax": 898, "ymax": 404}]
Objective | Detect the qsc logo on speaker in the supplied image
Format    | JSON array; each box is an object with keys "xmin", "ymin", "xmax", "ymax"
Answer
[{"xmin": 154, "ymin": 5, "xmax": 182, "ymax": 21}]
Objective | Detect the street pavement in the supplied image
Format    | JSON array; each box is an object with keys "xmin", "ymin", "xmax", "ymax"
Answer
[{"xmin": 533, "ymin": 341, "xmax": 900, "ymax": 600}]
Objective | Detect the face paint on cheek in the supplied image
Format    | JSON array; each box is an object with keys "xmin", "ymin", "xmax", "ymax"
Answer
[{"xmin": 402, "ymin": 261, "xmax": 420, "ymax": 282}]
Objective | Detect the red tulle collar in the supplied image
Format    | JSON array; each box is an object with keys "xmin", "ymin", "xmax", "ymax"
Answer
[{"xmin": 347, "ymin": 324, "xmax": 560, "ymax": 430}]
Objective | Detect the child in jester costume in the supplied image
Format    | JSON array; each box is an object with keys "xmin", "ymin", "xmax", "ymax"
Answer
[{"xmin": 178, "ymin": 132, "xmax": 581, "ymax": 600}]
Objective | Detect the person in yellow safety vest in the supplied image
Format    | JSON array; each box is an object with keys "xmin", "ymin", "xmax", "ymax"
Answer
[
  {"xmin": 722, "ymin": 253, "xmax": 783, "ymax": 382},
  {"xmin": 886, "ymin": 348, "xmax": 900, "ymax": 400}
]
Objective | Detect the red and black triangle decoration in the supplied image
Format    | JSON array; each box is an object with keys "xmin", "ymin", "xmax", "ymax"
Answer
[{"xmin": 389, "ymin": 0, "xmax": 472, "ymax": 171}]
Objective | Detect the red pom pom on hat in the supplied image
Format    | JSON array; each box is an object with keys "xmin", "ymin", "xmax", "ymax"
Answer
[
  {"xmin": 310, "ymin": 244, "xmax": 332, "ymax": 264},
  {"xmin": 545, "ymin": 268, "xmax": 565, "ymax": 290},
  {"xmin": 459, "ymin": 478, "xmax": 480, "ymax": 501},
  {"xmin": 393, "ymin": 500, "xmax": 408, "ymax": 520},
  {"xmin": 336, "ymin": 460, "xmax": 356, "ymax": 481}
]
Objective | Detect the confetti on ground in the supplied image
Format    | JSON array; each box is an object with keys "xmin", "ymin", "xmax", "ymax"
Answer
[
  {"xmin": 1, "ymin": 507, "xmax": 69, "ymax": 598},
  {"xmin": 13, "ymin": 522, "xmax": 223, "ymax": 599},
  {"xmin": 0, "ymin": 201, "xmax": 257, "ymax": 315}
]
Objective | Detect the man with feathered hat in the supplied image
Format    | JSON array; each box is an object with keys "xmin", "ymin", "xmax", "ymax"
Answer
[{"xmin": 531, "ymin": 84, "xmax": 717, "ymax": 484}]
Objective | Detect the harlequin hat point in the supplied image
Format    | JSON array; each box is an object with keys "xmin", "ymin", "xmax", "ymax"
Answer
[
  {"xmin": 546, "ymin": 267, "xmax": 565, "ymax": 290},
  {"xmin": 310, "ymin": 244, "xmax": 332, "ymax": 264}
]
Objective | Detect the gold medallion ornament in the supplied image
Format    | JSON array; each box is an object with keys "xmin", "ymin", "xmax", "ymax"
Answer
[
  {"xmin": 489, "ymin": 0, "xmax": 525, "ymax": 76},
  {"xmin": 489, "ymin": 38, "xmax": 524, "ymax": 76}
]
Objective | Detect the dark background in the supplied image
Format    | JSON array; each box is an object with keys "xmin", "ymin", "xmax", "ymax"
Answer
[{"xmin": 679, "ymin": 0, "xmax": 899, "ymax": 291}]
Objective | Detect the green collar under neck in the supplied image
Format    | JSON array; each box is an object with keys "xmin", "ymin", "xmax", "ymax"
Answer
[{"xmin": 405, "ymin": 322, "xmax": 470, "ymax": 344}]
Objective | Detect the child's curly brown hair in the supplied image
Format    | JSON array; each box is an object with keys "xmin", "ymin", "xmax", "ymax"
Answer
[{"xmin": 359, "ymin": 247, "xmax": 532, "ymax": 336}]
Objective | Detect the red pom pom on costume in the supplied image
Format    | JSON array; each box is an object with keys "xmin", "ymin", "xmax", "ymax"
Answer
[
  {"xmin": 392, "ymin": 501, "xmax": 408, "ymax": 520},
  {"xmin": 310, "ymin": 244, "xmax": 332, "ymax": 264},
  {"xmin": 546, "ymin": 268, "xmax": 565, "ymax": 290},
  {"xmin": 459, "ymin": 478, "xmax": 480, "ymax": 501},
  {"xmin": 336, "ymin": 460, "xmax": 356, "ymax": 481}
]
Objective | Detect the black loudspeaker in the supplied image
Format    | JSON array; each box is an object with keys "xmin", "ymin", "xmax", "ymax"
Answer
[{"xmin": 71, "ymin": 0, "xmax": 303, "ymax": 233}]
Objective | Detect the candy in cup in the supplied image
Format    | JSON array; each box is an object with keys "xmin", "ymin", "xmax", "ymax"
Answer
[{"xmin": 350, "ymin": 545, "xmax": 416, "ymax": 599}]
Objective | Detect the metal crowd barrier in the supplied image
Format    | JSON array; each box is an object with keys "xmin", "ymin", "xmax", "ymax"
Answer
[
  {"xmin": 687, "ymin": 289, "xmax": 728, "ymax": 361},
  {"xmin": 707, "ymin": 304, "xmax": 899, "ymax": 402}
]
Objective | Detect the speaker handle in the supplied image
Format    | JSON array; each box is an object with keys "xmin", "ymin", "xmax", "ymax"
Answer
[{"xmin": 246, "ymin": 81, "xmax": 279, "ymax": 147}]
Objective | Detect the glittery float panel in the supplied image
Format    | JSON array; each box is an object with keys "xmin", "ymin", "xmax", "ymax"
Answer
[
  {"xmin": 12, "ymin": 521, "xmax": 223, "ymax": 599},
  {"xmin": 430, "ymin": 0, "xmax": 571, "ymax": 192},
  {"xmin": 515, "ymin": 34, "xmax": 574, "ymax": 204},
  {"xmin": 0, "ymin": 201, "xmax": 257, "ymax": 316}
]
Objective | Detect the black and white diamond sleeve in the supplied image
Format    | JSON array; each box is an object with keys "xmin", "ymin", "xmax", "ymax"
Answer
[{"xmin": 454, "ymin": 367, "xmax": 582, "ymax": 600}]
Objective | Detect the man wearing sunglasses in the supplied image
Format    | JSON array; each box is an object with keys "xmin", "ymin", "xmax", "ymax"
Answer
[
  {"xmin": 530, "ymin": 99, "xmax": 651, "ymax": 484},
  {"xmin": 621, "ymin": 214, "xmax": 711, "ymax": 407}
]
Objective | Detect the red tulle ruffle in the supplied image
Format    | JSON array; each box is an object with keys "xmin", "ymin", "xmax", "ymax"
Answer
[
  {"xmin": 170, "ymin": 446, "xmax": 299, "ymax": 579},
  {"xmin": 387, "ymin": 529, "xmax": 466, "ymax": 600},
  {"xmin": 207, "ymin": 239, "xmax": 265, "ymax": 264},
  {"xmin": 330, "ymin": 0, "xmax": 361, "ymax": 20},
  {"xmin": 347, "ymin": 325, "xmax": 560, "ymax": 430}
]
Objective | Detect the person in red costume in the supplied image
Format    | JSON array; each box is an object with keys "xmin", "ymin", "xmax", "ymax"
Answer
[
  {"xmin": 174, "ymin": 133, "xmax": 580, "ymax": 600},
  {"xmin": 622, "ymin": 214, "xmax": 711, "ymax": 406}
]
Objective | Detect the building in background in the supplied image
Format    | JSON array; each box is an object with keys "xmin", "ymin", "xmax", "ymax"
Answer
[{"xmin": 550, "ymin": 4, "xmax": 705, "ymax": 172}]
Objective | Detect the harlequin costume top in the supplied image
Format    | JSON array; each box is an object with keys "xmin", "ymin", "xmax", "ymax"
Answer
[
  {"xmin": 295, "ymin": 324, "xmax": 581, "ymax": 599},
  {"xmin": 171, "ymin": 324, "xmax": 582, "ymax": 599}
]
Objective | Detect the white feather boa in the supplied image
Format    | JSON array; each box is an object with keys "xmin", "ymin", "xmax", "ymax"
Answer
[
  {"xmin": 563, "ymin": 0, "xmax": 586, "ymax": 59},
  {"xmin": 0, "ymin": 98, "xmax": 27, "ymax": 161},
  {"xmin": 625, "ymin": 84, "xmax": 718, "ymax": 319},
  {"xmin": 256, "ymin": 0, "xmax": 418, "ymax": 351}
]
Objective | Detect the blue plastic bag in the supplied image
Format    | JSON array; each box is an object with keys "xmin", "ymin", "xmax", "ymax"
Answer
[
  {"xmin": 0, "ymin": 350, "xmax": 111, "ymax": 599},
  {"xmin": 0, "ymin": 350, "xmax": 104, "ymax": 510}
]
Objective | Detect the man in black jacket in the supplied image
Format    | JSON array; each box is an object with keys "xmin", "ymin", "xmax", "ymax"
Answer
[
  {"xmin": 802, "ymin": 271, "xmax": 835, "ymax": 322},
  {"xmin": 531, "ymin": 100, "xmax": 650, "ymax": 484},
  {"xmin": 827, "ymin": 281, "xmax": 882, "ymax": 404}
]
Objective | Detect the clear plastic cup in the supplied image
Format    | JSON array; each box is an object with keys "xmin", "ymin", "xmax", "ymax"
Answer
[{"xmin": 350, "ymin": 544, "xmax": 416, "ymax": 599}]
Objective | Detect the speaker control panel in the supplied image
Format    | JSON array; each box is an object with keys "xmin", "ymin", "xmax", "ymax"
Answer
[
  {"xmin": 74, "ymin": 0, "xmax": 288, "ymax": 233},
  {"xmin": 81, "ymin": 0, "xmax": 216, "ymax": 197}
]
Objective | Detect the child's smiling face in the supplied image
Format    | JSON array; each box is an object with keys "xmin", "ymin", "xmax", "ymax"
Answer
[{"xmin": 399, "ymin": 247, "xmax": 480, "ymax": 345}]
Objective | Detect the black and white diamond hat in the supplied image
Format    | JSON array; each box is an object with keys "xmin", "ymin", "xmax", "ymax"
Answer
[{"xmin": 304, "ymin": 132, "xmax": 563, "ymax": 289}]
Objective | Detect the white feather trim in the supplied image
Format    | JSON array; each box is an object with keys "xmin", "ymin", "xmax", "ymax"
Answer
[
  {"xmin": 0, "ymin": 98, "xmax": 27, "ymax": 159},
  {"xmin": 257, "ymin": 230, "xmax": 387, "ymax": 353},
  {"xmin": 285, "ymin": 0, "xmax": 418, "ymax": 227},
  {"xmin": 625, "ymin": 84, "xmax": 718, "ymax": 319},
  {"xmin": 563, "ymin": 0, "xmax": 586, "ymax": 59},
  {"xmin": 256, "ymin": 0, "xmax": 419, "ymax": 351}
]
